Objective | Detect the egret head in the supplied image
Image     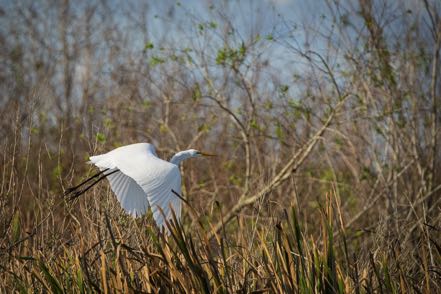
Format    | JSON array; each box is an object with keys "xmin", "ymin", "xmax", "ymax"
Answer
[
  {"xmin": 170, "ymin": 149, "xmax": 215, "ymax": 165},
  {"xmin": 191, "ymin": 149, "xmax": 216, "ymax": 158}
]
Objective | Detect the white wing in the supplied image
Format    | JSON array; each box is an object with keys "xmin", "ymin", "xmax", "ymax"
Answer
[
  {"xmin": 89, "ymin": 143, "xmax": 182, "ymax": 230},
  {"xmin": 105, "ymin": 169, "xmax": 149, "ymax": 216},
  {"xmin": 144, "ymin": 167, "xmax": 182, "ymax": 229}
]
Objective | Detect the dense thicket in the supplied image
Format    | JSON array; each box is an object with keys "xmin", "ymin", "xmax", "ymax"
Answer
[{"xmin": 1, "ymin": 0, "xmax": 440, "ymax": 292}]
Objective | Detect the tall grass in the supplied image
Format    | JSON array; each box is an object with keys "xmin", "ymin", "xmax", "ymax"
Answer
[
  {"xmin": 1, "ymin": 184, "xmax": 439, "ymax": 292},
  {"xmin": 1, "ymin": 0, "xmax": 440, "ymax": 292}
]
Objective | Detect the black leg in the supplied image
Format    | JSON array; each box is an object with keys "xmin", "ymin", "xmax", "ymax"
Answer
[
  {"xmin": 171, "ymin": 189, "xmax": 191, "ymax": 206},
  {"xmin": 66, "ymin": 169, "xmax": 120, "ymax": 201},
  {"xmin": 64, "ymin": 168, "xmax": 110, "ymax": 196}
]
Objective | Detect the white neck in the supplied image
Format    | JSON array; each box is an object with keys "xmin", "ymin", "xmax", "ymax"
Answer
[{"xmin": 170, "ymin": 150, "xmax": 196, "ymax": 165}]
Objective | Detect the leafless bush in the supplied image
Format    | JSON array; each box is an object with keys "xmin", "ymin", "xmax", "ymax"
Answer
[{"xmin": 0, "ymin": 0, "xmax": 440, "ymax": 291}]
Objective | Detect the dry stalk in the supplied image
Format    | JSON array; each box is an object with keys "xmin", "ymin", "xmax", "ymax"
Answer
[{"xmin": 209, "ymin": 96, "xmax": 349, "ymax": 238}]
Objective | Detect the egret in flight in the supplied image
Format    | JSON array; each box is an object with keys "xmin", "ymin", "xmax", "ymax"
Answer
[{"xmin": 65, "ymin": 143, "xmax": 215, "ymax": 230}]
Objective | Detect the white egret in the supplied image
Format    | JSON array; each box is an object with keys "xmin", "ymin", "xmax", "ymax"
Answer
[{"xmin": 66, "ymin": 143, "xmax": 215, "ymax": 230}]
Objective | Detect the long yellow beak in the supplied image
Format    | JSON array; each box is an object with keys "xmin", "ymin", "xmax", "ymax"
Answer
[{"xmin": 199, "ymin": 151, "xmax": 216, "ymax": 157}]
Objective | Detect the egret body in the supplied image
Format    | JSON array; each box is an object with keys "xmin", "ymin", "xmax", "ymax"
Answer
[{"xmin": 70, "ymin": 143, "xmax": 214, "ymax": 230}]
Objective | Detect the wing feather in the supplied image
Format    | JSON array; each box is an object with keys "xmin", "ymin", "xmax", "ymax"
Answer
[
  {"xmin": 144, "ymin": 168, "xmax": 181, "ymax": 230},
  {"xmin": 89, "ymin": 143, "xmax": 182, "ymax": 230},
  {"xmin": 105, "ymin": 169, "xmax": 148, "ymax": 216}
]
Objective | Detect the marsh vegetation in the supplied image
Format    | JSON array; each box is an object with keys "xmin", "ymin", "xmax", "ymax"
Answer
[{"xmin": 0, "ymin": 0, "xmax": 440, "ymax": 292}]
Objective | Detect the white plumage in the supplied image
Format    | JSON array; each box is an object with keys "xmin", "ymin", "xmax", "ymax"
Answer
[{"xmin": 87, "ymin": 143, "xmax": 214, "ymax": 230}]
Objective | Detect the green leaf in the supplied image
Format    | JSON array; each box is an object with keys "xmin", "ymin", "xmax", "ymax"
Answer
[
  {"xmin": 39, "ymin": 259, "xmax": 64, "ymax": 294},
  {"xmin": 30, "ymin": 127, "xmax": 39, "ymax": 135},
  {"xmin": 279, "ymin": 84, "xmax": 289, "ymax": 94},
  {"xmin": 95, "ymin": 132, "xmax": 106, "ymax": 143},
  {"xmin": 334, "ymin": 137, "xmax": 343, "ymax": 146},
  {"xmin": 192, "ymin": 83, "xmax": 202, "ymax": 101},
  {"xmin": 216, "ymin": 48, "xmax": 226, "ymax": 65},
  {"xmin": 228, "ymin": 175, "xmax": 242, "ymax": 186},
  {"xmin": 76, "ymin": 267, "xmax": 85, "ymax": 294},
  {"xmin": 197, "ymin": 123, "xmax": 210, "ymax": 133},
  {"xmin": 264, "ymin": 101, "xmax": 273, "ymax": 110},
  {"xmin": 250, "ymin": 119, "xmax": 260, "ymax": 130},
  {"xmin": 103, "ymin": 117, "xmax": 113, "ymax": 129},
  {"xmin": 149, "ymin": 56, "xmax": 166, "ymax": 66},
  {"xmin": 159, "ymin": 123, "xmax": 168, "ymax": 133},
  {"xmin": 144, "ymin": 42, "xmax": 154, "ymax": 51},
  {"xmin": 52, "ymin": 164, "xmax": 62, "ymax": 179},
  {"xmin": 275, "ymin": 122, "xmax": 284, "ymax": 140},
  {"xmin": 239, "ymin": 42, "xmax": 246, "ymax": 58},
  {"xmin": 142, "ymin": 100, "xmax": 152, "ymax": 109}
]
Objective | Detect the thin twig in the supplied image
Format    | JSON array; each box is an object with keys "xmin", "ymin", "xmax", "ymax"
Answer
[{"xmin": 208, "ymin": 96, "xmax": 349, "ymax": 238}]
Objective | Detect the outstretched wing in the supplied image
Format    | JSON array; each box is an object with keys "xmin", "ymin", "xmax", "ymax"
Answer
[
  {"xmin": 89, "ymin": 143, "xmax": 182, "ymax": 230},
  {"xmin": 143, "ymin": 167, "xmax": 182, "ymax": 229},
  {"xmin": 105, "ymin": 169, "xmax": 149, "ymax": 216}
]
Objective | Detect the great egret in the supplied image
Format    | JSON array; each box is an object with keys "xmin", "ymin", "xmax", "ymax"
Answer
[{"xmin": 65, "ymin": 143, "xmax": 215, "ymax": 230}]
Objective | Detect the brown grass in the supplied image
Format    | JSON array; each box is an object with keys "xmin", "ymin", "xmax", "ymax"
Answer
[{"xmin": 1, "ymin": 0, "xmax": 440, "ymax": 292}]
